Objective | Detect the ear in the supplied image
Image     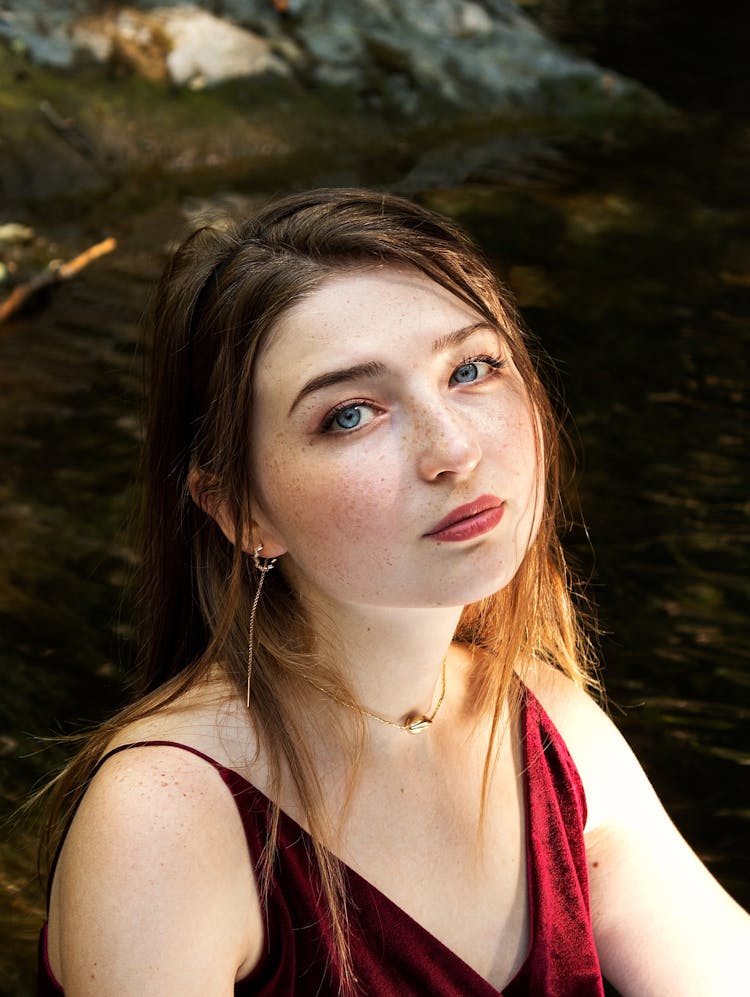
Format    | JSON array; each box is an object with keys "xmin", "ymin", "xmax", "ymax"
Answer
[{"xmin": 188, "ymin": 469, "xmax": 287, "ymax": 560}]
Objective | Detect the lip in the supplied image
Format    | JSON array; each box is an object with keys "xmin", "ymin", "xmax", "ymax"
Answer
[{"xmin": 425, "ymin": 494, "xmax": 504, "ymax": 542}]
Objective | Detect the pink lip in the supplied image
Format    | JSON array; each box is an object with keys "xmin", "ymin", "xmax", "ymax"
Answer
[{"xmin": 425, "ymin": 494, "xmax": 504, "ymax": 542}]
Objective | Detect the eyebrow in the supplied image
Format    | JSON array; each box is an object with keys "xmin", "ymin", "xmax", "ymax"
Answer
[
  {"xmin": 288, "ymin": 321, "xmax": 498, "ymax": 414},
  {"xmin": 288, "ymin": 360, "xmax": 387, "ymax": 414},
  {"xmin": 431, "ymin": 321, "xmax": 499, "ymax": 354}
]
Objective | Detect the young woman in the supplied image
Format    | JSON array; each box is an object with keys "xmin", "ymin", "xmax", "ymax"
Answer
[{"xmin": 38, "ymin": 188, "xmax": 747, "ymax": 996}]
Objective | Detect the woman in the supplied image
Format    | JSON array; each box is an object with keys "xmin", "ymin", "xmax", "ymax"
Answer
[{"xmin": 38, "ymin": 188, "xmax": 747, "ymax": 996}]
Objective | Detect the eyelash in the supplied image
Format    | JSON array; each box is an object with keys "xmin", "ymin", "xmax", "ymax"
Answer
[
  {"xmin": 453, "ymin": 354, "xmax": 507, "ymax": 381},
  {"xmin": 319, "ymin": 353, "xmax": 508, "ymax": 434},
  {"xmin": 320, "ymin": 397, "xmax": 374, "ymax": 433}
]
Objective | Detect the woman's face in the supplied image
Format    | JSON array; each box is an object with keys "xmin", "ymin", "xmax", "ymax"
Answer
[{"xmin": 250, "ymin": 267, "xmax": 542, "ymax": 613}]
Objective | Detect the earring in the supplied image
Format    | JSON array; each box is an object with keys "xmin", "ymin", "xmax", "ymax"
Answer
[{"xmin": 247, "ymin": 543, "xmax": 277, "ymax": 707}]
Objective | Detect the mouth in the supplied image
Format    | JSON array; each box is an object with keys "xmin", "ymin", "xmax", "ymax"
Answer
[{"xmin": 425, "ymin": 494, "xmax": 504, "ymax": 542}]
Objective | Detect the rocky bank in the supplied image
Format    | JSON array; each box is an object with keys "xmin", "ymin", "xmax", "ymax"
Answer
[
  {"xmin": 0, "ymin": 0, "xmax": 667, "ymax": 210},
  {"xmin": 0, "ymin": 0, "xmax": 651, "ymax": 107}
]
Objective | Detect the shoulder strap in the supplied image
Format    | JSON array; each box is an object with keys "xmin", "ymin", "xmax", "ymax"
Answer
[{"xmin": 93, "ymin": 739, "xmax": 226, "ymax": 775}]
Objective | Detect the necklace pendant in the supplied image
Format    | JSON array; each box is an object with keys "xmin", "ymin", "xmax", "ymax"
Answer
[{"xmin": 405, "ymin": 716, "xmax": 431, "ymax": 733}]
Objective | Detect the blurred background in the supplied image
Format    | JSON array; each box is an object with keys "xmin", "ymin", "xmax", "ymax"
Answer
[{"xmin": 1, "ymin": 2, "xmax": 748, "ymax": 993}]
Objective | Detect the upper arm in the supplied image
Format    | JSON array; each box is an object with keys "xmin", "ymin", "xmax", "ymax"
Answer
[
  {"xmin": 48, "ymin": 747, "xmax": 262, "ymax": 996},
  {"xmin": 527, "ymin": 666, "xmax": 750, "ymax": 997}
]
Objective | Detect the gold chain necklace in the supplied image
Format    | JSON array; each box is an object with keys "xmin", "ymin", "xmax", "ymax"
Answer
[{"xmin": 303, "ymin": 656, "xmax": 448, "ymax": 734}]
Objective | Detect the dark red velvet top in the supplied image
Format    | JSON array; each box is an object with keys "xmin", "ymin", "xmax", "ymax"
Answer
[{"xmin": 38, "ymin": 686, "xmax": 604, "ymax": 996}]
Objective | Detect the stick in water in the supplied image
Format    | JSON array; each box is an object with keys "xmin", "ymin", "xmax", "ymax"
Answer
[{"xmin": 0, "ymin": 237, "xmax": 117, "ymax": 325}]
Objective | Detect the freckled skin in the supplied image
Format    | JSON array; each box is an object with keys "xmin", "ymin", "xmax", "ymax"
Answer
[{"xmin": 250, "ymin": 268, "xmax": 541, "ymax": 612}]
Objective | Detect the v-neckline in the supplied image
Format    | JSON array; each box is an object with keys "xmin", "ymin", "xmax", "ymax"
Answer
[{"xmin": 222, "ymin": 694, "xmax": 536, "ymax": 996}]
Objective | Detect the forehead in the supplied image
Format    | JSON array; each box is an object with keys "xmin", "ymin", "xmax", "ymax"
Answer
[{"xmin": 255, "ymin": 267, "xmax": 486, "ymax": 382}]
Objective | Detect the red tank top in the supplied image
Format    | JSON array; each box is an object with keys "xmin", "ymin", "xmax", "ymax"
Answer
[{"xmin": 38, "ymin": 685, "xmax": 604, "ymax": 996}]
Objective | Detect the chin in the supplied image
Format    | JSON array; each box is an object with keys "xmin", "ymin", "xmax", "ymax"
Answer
[{"xmin": 419, "ymin": 567, "xmax": 522, "ymax": 609}]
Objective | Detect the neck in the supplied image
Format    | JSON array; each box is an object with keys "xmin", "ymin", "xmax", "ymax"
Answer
[{"xmin": 307, "ymin": 599, "xmax": 464, "ymax": 728}]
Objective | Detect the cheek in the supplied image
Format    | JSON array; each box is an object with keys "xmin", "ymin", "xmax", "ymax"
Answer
[
  {"xmin": 486, "ymin": 391, "xmax": 539, "ymax": 478},
  {"xmin": 490, "ymin": 397, "xmax": 544, "ymax": 534},
  {"xmin": 518, "ymin": 413, "xmax": 542, "ymax": 489},
  {"xmin": 514, "ymin": 409, "xmax": 546, "ymax": 540},
  {"xmin": 256, "ymin": 436, "xmax": 398, "ymax": 551}
]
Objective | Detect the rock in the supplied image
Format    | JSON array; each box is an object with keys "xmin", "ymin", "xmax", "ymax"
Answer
[
  {"xmin": 458, "ymin": 3, "xmax": 495, "ymax": 36},
  {"xmin": 0, "ymin": 19, "xmax": 76, "ymax": 69},
  {"xmin": 0, "ymin": 0, "xmax": 660, "ymax": 116},
  {"xmin": 69, "ymin": 20, "xmax": 114, "ymax": 63},
  {"xmin": 0, "ymin": 224, "xmax": 35, "ymax": 244},
  {"xmin": 77, "ymin": 9, "xmax": 170, "ymax": 82},
  {"xmin": 266, "ymin": 0, "xmax": 647, "ymax": 114},
  {"xmin": 3, "ymin": 4, "xmax": 288, "ymax": 88},
  {"xmin": 153, "ymin": 6, "xmax": 289, "ymax": 89}
]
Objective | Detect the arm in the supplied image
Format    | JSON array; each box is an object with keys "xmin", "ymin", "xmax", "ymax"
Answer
[
  {"xmin": 47, "ymin": 745, "xmax": 263, "ymax": 996},
  {"xmin": 527, "ymin": 666, "xmax": 749, "ymax": 997}
]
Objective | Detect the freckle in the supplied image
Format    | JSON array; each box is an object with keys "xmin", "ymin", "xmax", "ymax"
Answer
[{"xmin": 592, "ymin": 861, "xmax": 599, "ymax": 868}]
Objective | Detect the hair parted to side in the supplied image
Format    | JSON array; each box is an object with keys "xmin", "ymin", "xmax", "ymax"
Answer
[{"xmin": 42, "ymin": 188, "xmax": 598, "ymax": 994}]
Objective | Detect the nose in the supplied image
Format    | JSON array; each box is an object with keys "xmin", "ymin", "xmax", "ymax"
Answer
[{"xmin": 415, "ymin": 404, "xmax": 482, "ymax": 482}]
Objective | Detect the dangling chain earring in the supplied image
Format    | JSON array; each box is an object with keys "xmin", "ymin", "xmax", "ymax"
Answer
[{"xmin": 247, "ymin": 543, "xmax": 277, "ymax": 708}]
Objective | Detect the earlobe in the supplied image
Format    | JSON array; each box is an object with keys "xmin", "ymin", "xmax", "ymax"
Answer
[
  {"xmin": 188, "ymin": 469, "xmax": 287, "ymax": 559},
  {"xmin": 247, "ymin": 520, "xmax": 287, "ymax": 561}
]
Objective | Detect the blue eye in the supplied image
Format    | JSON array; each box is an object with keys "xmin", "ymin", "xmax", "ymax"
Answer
[
  {"xmin": 453, "ymin": 362, "xmax": 479, "ymax": 383},
  {"xmin": 333, "ymin": 405, "xmax": 362, "ymax": 430},
  {"xmin": 322, "ymin": 401, "xmax": 377, "ymax": 434},
  {"xmin": 450, "ymin": 356, "xmax": 506, "ymax": 386}
]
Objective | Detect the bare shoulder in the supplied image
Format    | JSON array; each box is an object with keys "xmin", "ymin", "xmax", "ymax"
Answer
[
  {"xmin": 63, "ymin": 737, "xmax": 247, "ymax": 836},
  {"xmin": 47, "ymin": 737, "xmax": 262, "ymax": 996},
  {"xmin": 520, "ymin": 662, "xmax": 623, "ymax": 830},
  {"xmin": 522, "ymin": 662, "xmax": 749, "ymax": 996}
]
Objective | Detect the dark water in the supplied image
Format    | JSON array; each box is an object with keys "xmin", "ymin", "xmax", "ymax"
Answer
[
  {"xmin": 533, "ymin": 0, "xmax": 750, "ymax": 117},
  {"xmin": 1, "ymin": 116, "xmax": 748, "ymax": 993}
]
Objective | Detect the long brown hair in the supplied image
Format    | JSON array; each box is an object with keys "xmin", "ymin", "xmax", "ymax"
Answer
[{"xmin": 42, "ymin": 188, "xmax": 597, "ymax": 992}]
